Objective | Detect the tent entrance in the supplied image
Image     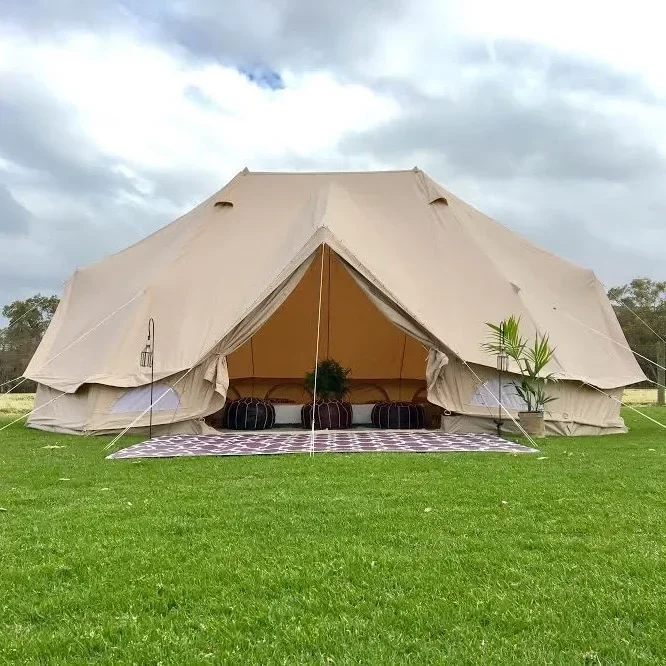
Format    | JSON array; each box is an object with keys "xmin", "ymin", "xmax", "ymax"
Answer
[{"xmin": 225, "ymin": 245, "xmax": 430, "ymax": 406}]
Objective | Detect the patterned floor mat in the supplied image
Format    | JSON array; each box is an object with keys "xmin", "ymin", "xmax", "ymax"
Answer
[{"xmin": 107, "ymin": 431, "xmax": 538, "ymax": 459}]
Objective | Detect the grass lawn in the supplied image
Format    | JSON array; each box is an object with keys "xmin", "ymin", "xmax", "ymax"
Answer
[
  {"xmin": 623, "ymin": 388, "xmax": 660, "ymax": 405},
  {"xmin": 0, "ymin": 392, "xmax": 34, "ymax": 417},
  {"xmin": 1, "ymin": 398, "xmax": 666, "ymax": 664}
]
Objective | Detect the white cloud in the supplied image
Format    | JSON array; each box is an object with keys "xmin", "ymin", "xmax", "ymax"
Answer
[
  {"xmin": 456, "ymin": 0, "xmax": 666, "ymax": 93},
  {"xmin": 1, "ymin": 32, "xmax": 398, "ymax": 183}
]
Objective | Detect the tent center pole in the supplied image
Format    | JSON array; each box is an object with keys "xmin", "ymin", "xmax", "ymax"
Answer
[{"xmin": 310, "ymin": 246, "xmax": 326, "ymax": 456}]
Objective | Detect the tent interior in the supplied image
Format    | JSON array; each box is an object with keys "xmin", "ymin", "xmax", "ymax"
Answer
[{"xmin": 216, "ymin": 244, "xmax": 438, "ymax": 426}]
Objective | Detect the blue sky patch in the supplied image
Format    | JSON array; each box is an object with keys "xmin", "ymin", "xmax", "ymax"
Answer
[{"xmin": 238, "ymin": 66, "xmax": 285, "ymax": 90}]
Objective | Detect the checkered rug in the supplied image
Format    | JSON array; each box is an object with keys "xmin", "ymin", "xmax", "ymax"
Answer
[{"xmin": 106, "ymin": 430, "xmax": 538, "ymax": 459}]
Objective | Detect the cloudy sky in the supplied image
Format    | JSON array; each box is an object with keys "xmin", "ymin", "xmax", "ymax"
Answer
[{"xmin": 1, "ymin": 0, "xmax": 665, "ymax": 318}]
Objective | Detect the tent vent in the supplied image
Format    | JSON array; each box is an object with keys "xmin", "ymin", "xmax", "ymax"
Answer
[
  {"xmin": 429, "ymin": 196, "xmax": 448, "ymax": 206},
  {"xmin": 214, "ymin": 201, "xmax": 234, "ymax": 208}
]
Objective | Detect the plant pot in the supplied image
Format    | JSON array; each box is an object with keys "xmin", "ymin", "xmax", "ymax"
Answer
[
  {"xmin": 518, "ymin": 411, "xmax": 545, "ymax": 438},
  {"xmin": 225, "ymin": 398, "xmax": 276, "ymax": 430},
  {"xmin": 301, "ymin": 399, "xmax": 353, "ymax": 430},
  {"xmin": 371, "ymin": 402, "xmax": 425, "ymax": 429}
]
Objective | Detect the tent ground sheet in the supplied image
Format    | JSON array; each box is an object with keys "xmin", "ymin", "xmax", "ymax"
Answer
[{"xmin": 107, "ymin": 430, "xmax": 538, "ymax": 459}]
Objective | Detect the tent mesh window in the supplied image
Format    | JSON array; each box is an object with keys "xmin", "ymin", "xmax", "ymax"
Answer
[
  {"xmin": 225, "ymin": 397, "xmax": 276, "ymax": 430},
  {"xmin": 301, "ymin": 399, "xmax": 353, "ymax": 430},
  {"xmin": 371, "ymin": 402, "xmax": 425, "ymax": 429},
  {"xmin": 111, "ymin": 383, "xmax": 181, "ymax": 413}
]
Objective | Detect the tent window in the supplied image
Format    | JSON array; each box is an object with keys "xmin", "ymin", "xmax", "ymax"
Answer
[
  {"xmin": 111, "ymin": 383, "xmax": 181, "ymax": 413},
  {"xmin": 469, "ymin": 378, "xmax": 527, "ymax": 411},
  {"xmin": 214, "ymin": 201, "xmax": 233, "ymax": 208}
]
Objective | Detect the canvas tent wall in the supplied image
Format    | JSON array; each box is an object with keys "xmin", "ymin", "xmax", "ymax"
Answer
[{"xmin": 23, "ymin": 168, "xmax": 645, "ymax": 436}]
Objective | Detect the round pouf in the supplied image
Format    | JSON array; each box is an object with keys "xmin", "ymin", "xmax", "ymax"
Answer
[
  {"xmin": 205, "ymin": 407, "xmax": 226, "ymax": 430},
  {"xmin": 301, "ymin": 400, "xmax": 353, "ymax": 430},
  {"xmin": 225, "ymin": 398, "xmax": 276, "ymax": 430},
  {"xmin": 371, "ymin": 402, "xmax": 425, "ymax": 429}
]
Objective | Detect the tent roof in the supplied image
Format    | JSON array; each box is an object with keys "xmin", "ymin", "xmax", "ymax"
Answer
[{"xmin": 25, "ymin": 168, "xmax": 645, "ymax": 392}]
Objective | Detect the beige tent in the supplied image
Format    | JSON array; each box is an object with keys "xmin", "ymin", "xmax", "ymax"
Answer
[{"xmin": 25, "ymin": 168, "xmax": 644, "ymax": 436}]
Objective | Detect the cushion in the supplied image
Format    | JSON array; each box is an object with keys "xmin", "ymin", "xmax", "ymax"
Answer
[
  {"xmin": 371, "ymin": 402, "xmax": 425, "ymax": 429},
  {"xmin": 225, "ymin": 398, "xmax": 276, "ymax": 430},
  {"xmin": 301, "ymin": 399, "xmax": 353, "ymax": 430}
]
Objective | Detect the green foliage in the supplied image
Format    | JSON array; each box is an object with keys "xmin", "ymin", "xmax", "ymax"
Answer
[
  {"xmin": 482, "ymin": 315, "xmax": 558, "ymax": 412},
  {"xmin": 0, "ymin": 294, "xmax": 60, "ymax": 392},
  {"xmin": 484, "ymin": 315, "xmax": 526, "ymax": 362},
  {"xmin": 608, "ymin": 278, "xmax": 666, "ymax": 382},
  {"xmin": 1, "ymin": 294, "xmax": 60, "ymax": 342},
  {"xmin": 304, "ymin": 358, "xmax": 351, "ymax": 400},
  {"xmin": 1, "ymin": 408, "xmax": 666, "ymax": 663}
]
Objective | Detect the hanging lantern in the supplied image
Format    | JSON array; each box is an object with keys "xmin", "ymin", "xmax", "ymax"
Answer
[
  {"xmin": 140, "ymin": 341, "xmax": 153, "ymax": 368},
  {"xmin": 497, "ymin": 349, "xmax": 509, "ymax": 372}
]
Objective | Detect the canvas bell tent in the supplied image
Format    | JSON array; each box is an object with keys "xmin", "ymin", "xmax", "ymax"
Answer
[{"xmin": 23, "ymin": 168, "xmax": 644, "ymax": 436}]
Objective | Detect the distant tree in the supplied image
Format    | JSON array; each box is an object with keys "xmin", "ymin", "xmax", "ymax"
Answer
[
  {"xmin": 607, "ymin": 278, "xmax": 666, "ymax": 382},
  {"xmin": 0, "ymin": 294, "xmax": 60, "ymax": 392}
]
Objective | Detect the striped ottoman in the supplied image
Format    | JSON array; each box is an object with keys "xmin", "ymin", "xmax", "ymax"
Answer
[
  {"xmin": 371, "ymin": 402, "xmax": 425, "ymax": 429},
  {"xmin": 225, "ymin": 398, "xmax": 276, "ymax": 430},
  {"xmin": 301, "ymin": 399, "xmax": 353, "ymax": 430}
]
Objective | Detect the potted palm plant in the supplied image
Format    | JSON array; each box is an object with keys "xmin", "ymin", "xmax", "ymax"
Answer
[
  {"xmin": 482, "ymin": 315, "xmax": 557, "ymax": 438},
  {"xmin": 301, "ymin": 359, "xmax": 353, "ymax": 429}
]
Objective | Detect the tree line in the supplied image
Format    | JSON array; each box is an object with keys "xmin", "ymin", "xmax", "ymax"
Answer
[
  {"xmin": 607, "ymin": 279, "xmax": 666, "ymax": 387},
  {"xmin": 0, "ymin": 294, "xmax": 59, "ymax": 392},
  {"xmin": 1, "ymin": 280, "xmax": 665, "ymax": 392}
]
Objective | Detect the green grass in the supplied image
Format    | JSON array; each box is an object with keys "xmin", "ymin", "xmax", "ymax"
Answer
[
  {"xmin": 623, "ymin": 388, "xmax": 659, "ymax": 405},
  {"xmin": 0, "ymin": 392, "xmax": 34, "ymax": 416},
  {"xmin": 1, "ymin": 405, "xmax": 666, "ymax": 664}
]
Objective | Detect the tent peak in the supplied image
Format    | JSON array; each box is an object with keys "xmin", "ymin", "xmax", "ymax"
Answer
[{"xmin": 242, "ymin": 168, "xmax": 422, "ymax": 176}]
